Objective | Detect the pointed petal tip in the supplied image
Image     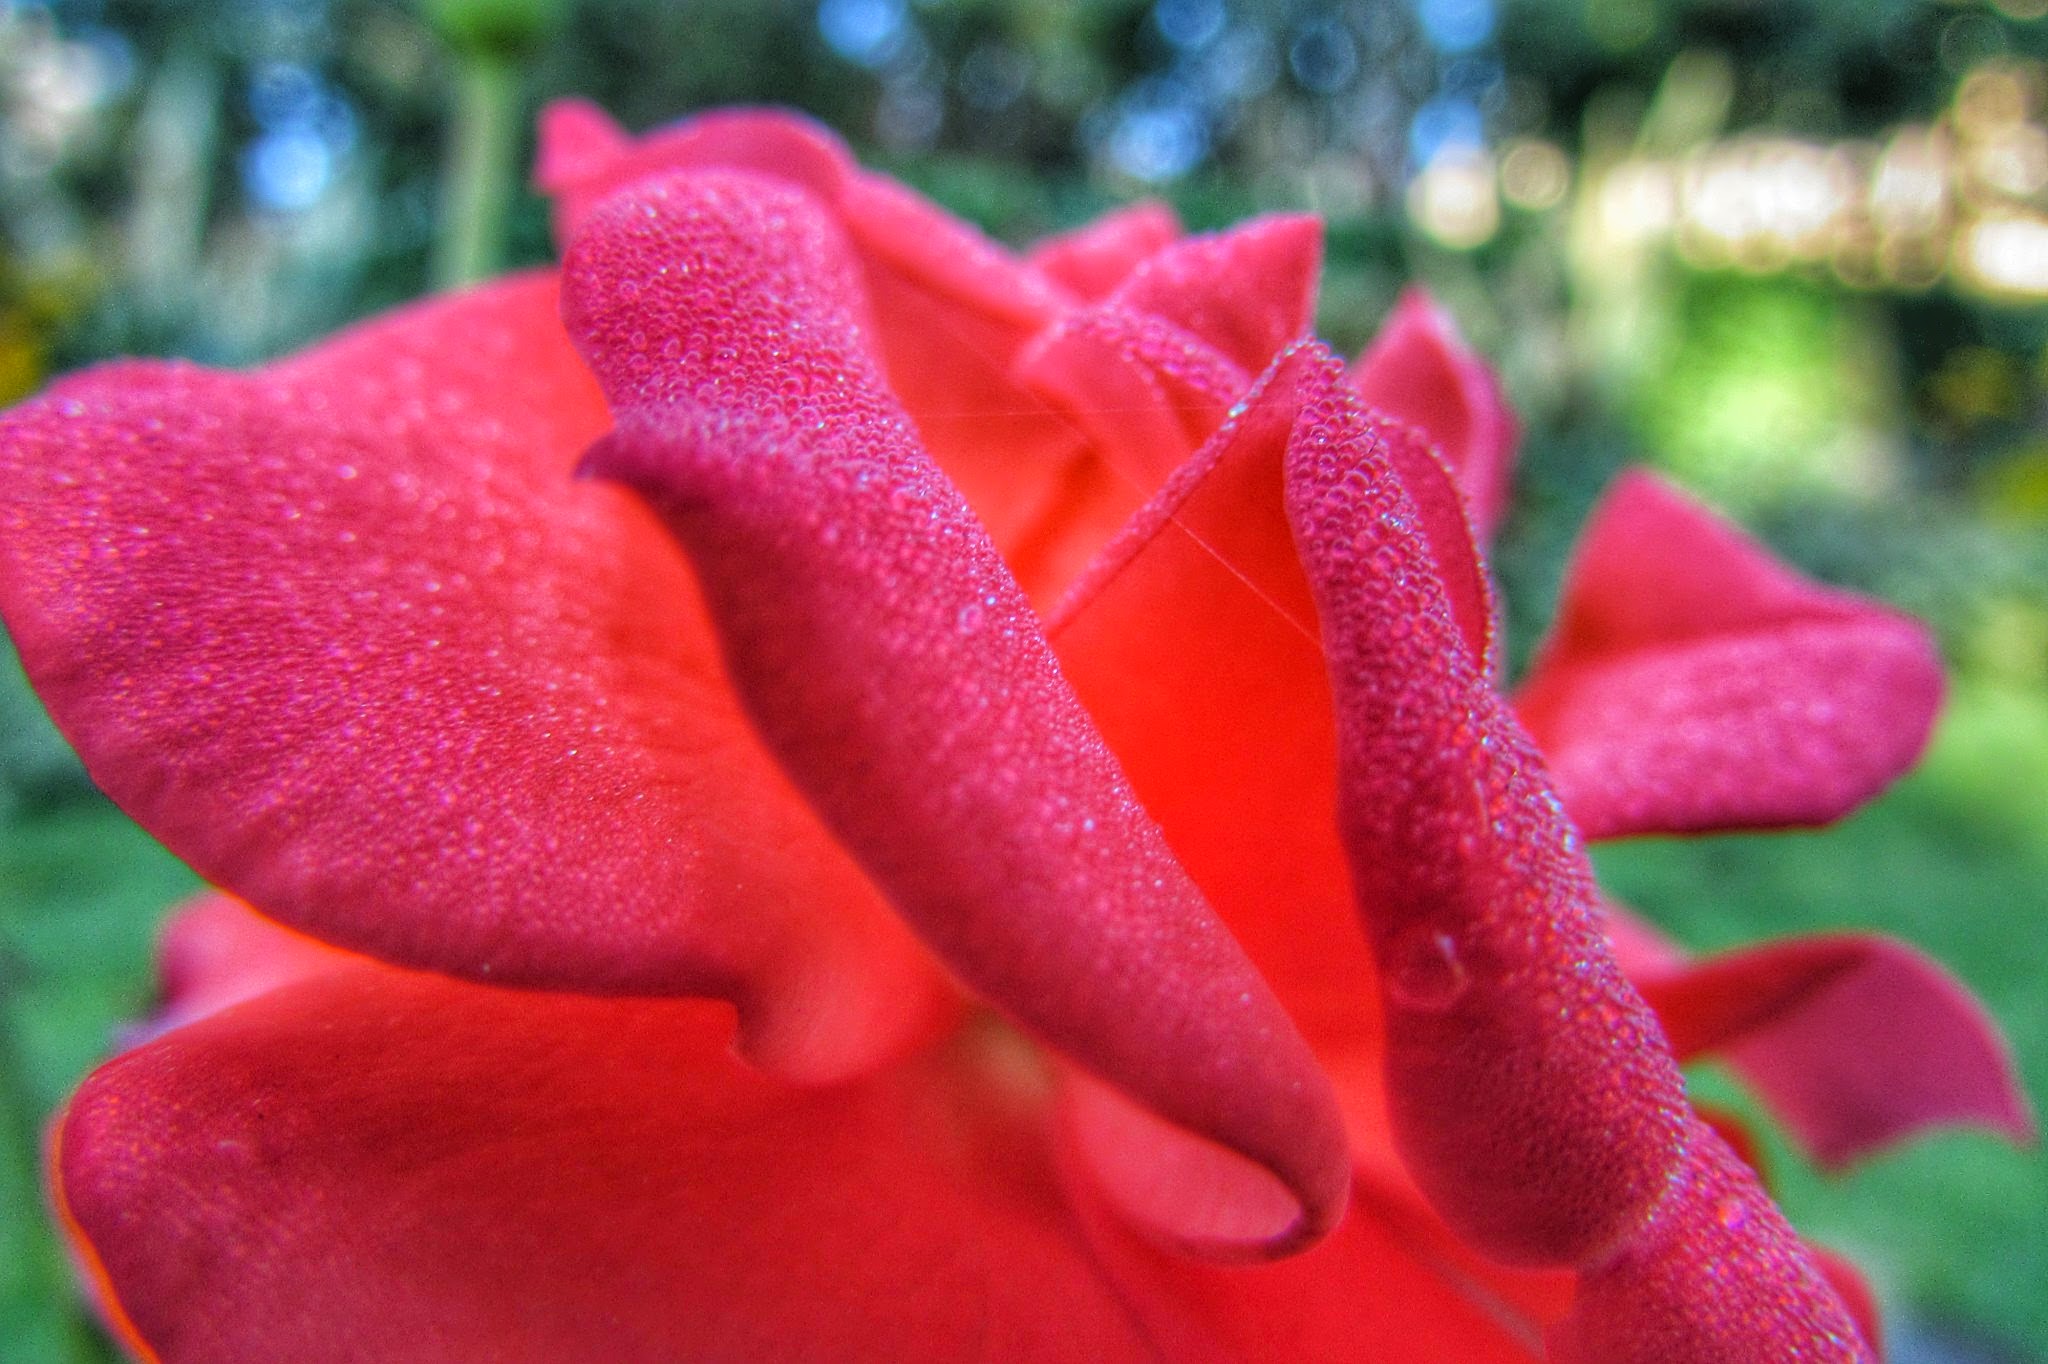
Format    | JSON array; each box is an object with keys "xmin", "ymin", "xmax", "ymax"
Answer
[
  {"xmin": 1348, "ymin": 289, "xmax": 1520, "ymax": 545},
  {"xmin": 1639, "ymin": 931, "xmax": 2034, "ymax": 1168},
  {"xmin": 1519, "ymin": 468, "xmax": 1946, "ymax": 840},
  {"xmin": 1026, "ymin": 199, "xmax": 1183, "ymax": 299},
  {"xmin": 566, "ymin": 168, "xmax": 1352, "ymax": 1263},
  {"xmin": 533, "ymin": 97, "xmax": 628, "ymax": 191}
]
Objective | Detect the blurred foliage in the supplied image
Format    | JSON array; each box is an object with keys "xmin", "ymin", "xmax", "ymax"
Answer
[{"xmin": 2, "ymin": 0, "xmax": 2046, "ymax": 1361}]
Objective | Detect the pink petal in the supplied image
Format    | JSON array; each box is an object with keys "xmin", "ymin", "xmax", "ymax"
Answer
[
  {"xmin": 55, "ymin": 969, "xmax": 1175, "ymax": 1364},
  {"xmin": 1045, "ymin": 343, "xmax": 1494, "ymax": 1074},
  {"xmin": 1348, "ymin": 290, "xmax": 1521, "ymax": 544},
  {"xmin": 534, "ymin": 101, "xmax": 1097, "ymax": 597},
  {"xmin": 1286, "ymin": 346, "xmax": 1692, "ymax": 1267},
  {"xmin": 1107, "ymin": 214, "xmax": 1322, "ymax": 378},
  {"xmin": 1026, "ymin": 199, "xmax": 1183, "ymax": 299},
  {"xmin": 1639, "ymin": 932, "xmax": 2035, "ymax": 1166},
  {"xmin": 564, "ymin": 169, "xmax": 1348, "ymax": 1259},
  {"xmin": 1515, "ymin": 470, "xmax": 1945, "ymax": 840},
  {"xmin": 529, "ymin": 97, "xmax": 631, "ymax": 197},
  {"xmin": 126, "ymin": 893, "xmax": 352, "ymax": 1046},
  {"xmin": 1018, "ymin": 215, "xmax": 1324, "ymax": 502},
  {"xmin": 1547, "ymin": 1118, "xmax": 1874, "ymax": 1363},
  {"xmin": 0, "ymin": 272, "xmax": 946, "ymax": 1083},
  {"xmin": 537, "ymin": 101, "xmax": 851, "ymax": 242}
]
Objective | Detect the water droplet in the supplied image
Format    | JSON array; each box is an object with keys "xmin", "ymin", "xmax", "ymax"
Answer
[
  {"xmin": 1385, "ymin": 928, "xmax": 1469, "ymax": 1011},
  {"xmin": 1714, "ymin": 1194, "xmax": 1748, "ymax": 1232}
]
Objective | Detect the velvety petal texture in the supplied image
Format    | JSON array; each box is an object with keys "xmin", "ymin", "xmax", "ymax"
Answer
[
  {"xmin": 1283, "ymin": 346, "xmax": 1690, "ymax": 1267},
  {"xmin": 1347, "ymin": 290, "xmax": 1520, "ymax": 544},
  {"xmin": 15, "ymin": 99, "xmax": 2029, "ymax": 1364},
  {"xmin": 1547, "ymin": 1118, "xmax": 1873, "ymax": 1364},
  {"xmin": 563, "ymin": 169, "xmax": 1348, "ymax": 1258},
  {"xmin": 1637, "ymin": 931, "xmax": 2035, "ymax": 1166},
  {"xmin": 537, "ymin": 100, "xmax": 1099, "ymax": 593},
  {"xmin": 57, "ymin": 969, "xmax": 1172, "ymax": 1364},
  {"xmin": 0, "ymin": 272, "xmax": 943, "ymax": 1082},
  {"xmin": 1018, "ymin": 215, "xmax": 1322, "ymax": 492},
  {"xmin": 1281, "ymin": 347, "xmax": 1872, "ymax": 1359},
  {"xmin": 1515, "ymin": 471, "xmax": 1944, "ymax": 840},
  {"xmin": 1049, "ymin": 343, "xmax": 1493, "ymax": 1055}
]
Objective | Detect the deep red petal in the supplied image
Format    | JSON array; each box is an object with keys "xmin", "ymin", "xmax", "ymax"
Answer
[
  {"xmin": 0, "ymin": 272, "xmax": 946, "ymax": 1082},
  {"xmin": 1026, "ymin": 199, "xmax": 1183, "ymax": 300},
  {"xmin": 564, "ymin": 169, "xmax": 1348, "ymax": 1259},
  {"xmin": 1640, "ymin": 933, "xmax": 2035, "ymax": 1166},
  {"xmin": 1347, "ymin": 290, "xmax": 1520, "ymax": 545},
  {"xmin": 1284, "ymin": 346, "xmax": 1691, "ymax": 1267},
  {"xmin": 534, "ymin": 100, "xmax": 1093, "ymax": 596},
  {"xmin": 1515, "ymin": 470, "xmax": 1945, "ymax": 840},
  {"xmin": 54, "ymin": 971, "xmax": 1173, "ymax": 1364},
  {"xmin": 1547, "ymin": 1118, "xmax": 1874, "ymax": 1364}
]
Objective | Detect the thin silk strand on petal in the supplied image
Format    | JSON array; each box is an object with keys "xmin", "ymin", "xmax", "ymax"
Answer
[
  {"xmin": 1047, "ymin": 342, "xmax": 1490, "ymax": 1059},
  {"xmin": 0, "ymin": 272, "xmax": 944, "ymax": 1082},
  {"xmin": 563, "ymin": 168, "xmax": 1349, "ymax": 1259},
  {"xmin": 1347, "ymin": 290, "xmax": 1520, "ymax": 545},
  {"xmin": 1638, "ymin": 931, "xmax": 2035, "ymax": 1166},
  {"xmin": 1515, "ymin": 470, "xmax": 1944, "ymax": 840},
  {"xmin": 56, "ymin": 969, "xmax": 1176, "ymax": 1364},
  {"xmin": 1283, "ymin": 345, "xmax": 1687, "ymax": 1266}
]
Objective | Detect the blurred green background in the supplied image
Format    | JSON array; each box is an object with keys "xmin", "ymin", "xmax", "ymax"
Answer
[{"xmin": 2, "ymin": 1, "xmax": 2044, "ymax": 1361}]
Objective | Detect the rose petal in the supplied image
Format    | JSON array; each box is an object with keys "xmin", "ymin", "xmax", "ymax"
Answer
[
  {"xmin": 538, "ymin": 100, "xmax": 851, "ymax": 242},
  {"xmin": 127, "ymin": 893, "xmax": 352, "ymax": 1046},
  {"xmin": 1640, "ymin": 932, "xmax": 2035, "ymax": 1166},
  {"xmin": 1026, "ymin": 199, "xmax": 1183, "ymax": 300},
  {"xmin": 1810, "ymin": 1245, "xmax": 1885, "ymax": 1357},
  {"xmin": 1060, "ymin": 1122, "xmax": 1556, "ymax": 1363},
  {"xmin": 1047, "ymin": 343, "xmax": 1493, "ymax": 1057},
  {"xmin": 54, "ymin": 970, "xmax": 1173, "ymax": 1364},
  {"xmin": 565, "ymin": 169, "xmax": 1348, "ymax": 1259},
  {"xmin": 1547, "ymin": 1118, "xmax": 1874, "ymax": 1364},
  {"xmin": 536, "ymin": 101, "xmax": 1095, "ymax": 594},
  {"xmin": 1050, "ymin": 348, "xmax": 1367, "ymax": 1056},
  {"xmin": 1283, "ymin": 347, "xmax": 1692, "ymax": 1267},
  {"xmin": 1515, "ymin": 470, "xmax": 1945, "ymax": 840},
  {"xmin": 1018, "ymin": 215, "xmax": 1323, "ymax": 492},
  {"xmin": 1348, "ymin": 290, "xmax": 1520, "ymax": 544},
  {"xmin": 0, "ymin": 272, "xmax": 945, "ymax": 1082}
]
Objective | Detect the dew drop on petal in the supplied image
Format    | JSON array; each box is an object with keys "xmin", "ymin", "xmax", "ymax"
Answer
[{"xmin": 1385, "ymin": 927, "xmax": 1470, "ymax": 1012}]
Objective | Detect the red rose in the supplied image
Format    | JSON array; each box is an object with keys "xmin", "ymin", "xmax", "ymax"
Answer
[{"xmin": 0, "ymin": 104, "xmax": 2027, "ymax": 1363}]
